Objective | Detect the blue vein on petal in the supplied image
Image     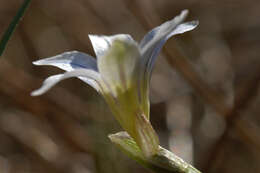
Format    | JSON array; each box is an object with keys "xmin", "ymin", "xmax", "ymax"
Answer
[
  {"xmin": 69, "ymin": 55, "xmax": 98, "ymax": 71},
  {"xmin": 34, "ymin": 52, "xmax": 98, "ymax": 72},
  {"xmin": 68, "ymin": 62, "xmax": 97, "ymax": 70},
  {"xmin": 139, "ymin": 29, "xmax": 159, "ymax": 50},
  {"xmin": 142, "ymin": 21, "xmax": 199, "ymax": 79}
]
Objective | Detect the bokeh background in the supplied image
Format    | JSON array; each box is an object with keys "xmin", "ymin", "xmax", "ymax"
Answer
[{"xmin": 0, "ymin": 0, "xmax": 260, "ymax": 172}]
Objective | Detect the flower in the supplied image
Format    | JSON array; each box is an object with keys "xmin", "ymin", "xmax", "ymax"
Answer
[{"xmin": 31, "ymin": 10, "xmax": 198, "ymax": 157}]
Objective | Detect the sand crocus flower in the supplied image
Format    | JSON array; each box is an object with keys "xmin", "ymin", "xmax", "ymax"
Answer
[{"xmin": 31, "ymin": 10, "xmax": 198, "ymax": 157}]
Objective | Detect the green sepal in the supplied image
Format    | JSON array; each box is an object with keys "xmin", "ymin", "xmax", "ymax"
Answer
[{"xmin": 134, "ymin": 113, "xmax": 159, "ymax": 158}]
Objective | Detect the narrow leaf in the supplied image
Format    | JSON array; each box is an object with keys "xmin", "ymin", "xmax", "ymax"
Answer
[{"xmin": 0, "ymin": 0, "xmax": 31, "ymax": 56}]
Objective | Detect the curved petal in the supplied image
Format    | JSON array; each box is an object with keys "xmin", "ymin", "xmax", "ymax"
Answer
[
  {"xmin": 33, "ymin": 51, "xmax": 98, "ymax": 72},
  {"xmin": 139, "ymin": 10, "xmax": 188, "ymax": 50},
  {"xmin": 31, "ymin": 69, "xmax": 102, "ymax": 96},
  {"xmin": 144, "ymin": 21, "xmax": 199, "ymax": 75},
  {"xmin": 139, "ymin": 10, "xmax": 198, "ymax": 77},
  {"xmin": 33, "ymin": 51, "xmax": 100, "ymax": 87},
  {"xmin": 138, "ymin": 10, "xmax": 198, "ymax": 117},
  {"xmin": 89, "ymin": 34, "xmax": 134, "ymax": 59},
  {"xmin": 166, "ymin": 21, "xmax": 199, "ymax": 39}
]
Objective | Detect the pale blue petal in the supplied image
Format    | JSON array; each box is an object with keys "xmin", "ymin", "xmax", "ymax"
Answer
[
  {"xmin": 166, "ymin": 21, "xmax": 199, "ymax": 39},
  {"xmin": 139, "ymin": 10, "xmax": 198, "ymax": 78},
  {"xmin": 33, "ymin": 51, "xmax": 98, "ymax": 72},
  {"xmin": 31, "ymin": 69, "xmax": 102, "ymax": 96},
  {"xmin": 144, "ymin": 21, "xmax": 199, "ymax": 75},
  {"xmin": 33, "ymin": 51, "xmax": 100, "ymax": 87},
  {"xmin": 139, "ymin": 10, "xmax": 188, "ymax": 50},
  {"xmin": 89, "ymin": 34, "xmax": 134, "ymax": 58},
  {"xmin": 137, "ymin": 10, "xmax": 198, "ymax": 111}
]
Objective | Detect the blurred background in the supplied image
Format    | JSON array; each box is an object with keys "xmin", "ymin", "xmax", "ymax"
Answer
[{"xmin": 0, "ymin": 0, "xmax": 260, "ymax": 172}]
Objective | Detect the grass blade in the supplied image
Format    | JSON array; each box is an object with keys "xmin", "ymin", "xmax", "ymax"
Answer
[{"xmin": 0, "ymin": 0, "xmax": 31, "ymax": 56}]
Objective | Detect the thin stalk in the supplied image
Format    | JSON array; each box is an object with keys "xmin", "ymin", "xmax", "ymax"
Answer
[{"xmin": 0, "ymin": 0, "xmax": 31, "ymax": 56}]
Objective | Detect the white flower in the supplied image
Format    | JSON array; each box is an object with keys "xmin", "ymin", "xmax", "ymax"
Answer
[{"xmin": 31, "ymin": 10, "xmax": 198, "ymax": 157}]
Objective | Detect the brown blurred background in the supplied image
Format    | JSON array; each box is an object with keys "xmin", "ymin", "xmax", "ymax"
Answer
[{"xmin": 0, "ymin": 0, "xmax": 260, "ymax": 172}]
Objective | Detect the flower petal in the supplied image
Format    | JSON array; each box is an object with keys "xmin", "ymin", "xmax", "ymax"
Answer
[
  {"xmin": 138, "ymin": 10, "xmax": 198, "ymax": 112},
  {"xmin": 139, "ymin": 10, "xmax": 198, "ymax": 77},
  {"xmin": 97, "ymin": 38, "xmax": 141, "ymax": 95},
  {"xmin": 31, "ymin": 69, "xmax": 102, "ymax": 96},
  {"xmin": 89, "ymin": 34, "xmax": 134, "ymax": 58},
  {"xmin": 166, "ymin": 21, "xmax": 199, "ymax": 39},
  {"xmin": 33, "ymin": 51, "xmax": 98, "ymax": 72},
  {"xmin": 33, "ymin": 51, "xmax": 100, "ymax": 88},
  {"xmin": 139, "ymin": 10, "xmax": 188, "ymax": 50}
]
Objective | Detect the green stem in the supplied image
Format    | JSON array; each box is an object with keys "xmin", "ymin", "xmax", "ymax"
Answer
[
  {"xmin": 0, "ymin": 0, "xmax": 31, "ymax": 56},
  {"xmin": 109, "ymin": 131, "xmax": 201, "ymax": 173}
]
